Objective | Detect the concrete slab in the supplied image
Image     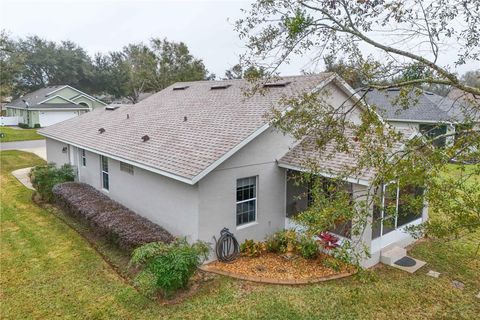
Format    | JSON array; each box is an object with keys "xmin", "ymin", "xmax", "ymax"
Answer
[
  {"xmin": 11, "ymin": 167, "xmax": 35, "ymax": 190},
  {"xmin": 427, "ymin": 270, "xmax": 441, "ymax": 278},
  {"xmin": 388, "ymin": 256, "xmax": 426, "ymax": 273}
]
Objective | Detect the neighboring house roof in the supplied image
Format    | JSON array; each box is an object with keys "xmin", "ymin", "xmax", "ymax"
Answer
[
  {"xmin": 39, "ymin": 74, "xmax": 345, "ymax": 184},
  {"xmin": 7, "ymin": 85, "xmax": 106, "ymax": 109},
  {"xmin": 278, "ymin": 127, "xmax": 415, "ymax": 185},
  {"xmin": 360, "ymin": 88, "xmax": 468, "ymax": 123},
  {"xmin": 6, "ymin": 103, "xmax": 90, "ymax": 111}
]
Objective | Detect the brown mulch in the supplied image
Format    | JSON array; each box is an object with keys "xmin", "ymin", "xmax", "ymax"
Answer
[{"xmin": 205, "ymin": 253, "xmax": 355, "ymax": 282}]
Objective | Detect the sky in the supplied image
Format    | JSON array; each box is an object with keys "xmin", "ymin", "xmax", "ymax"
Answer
[{"xmin": 1, "ymin": 0, "xmax": 477, "ymax": 78}]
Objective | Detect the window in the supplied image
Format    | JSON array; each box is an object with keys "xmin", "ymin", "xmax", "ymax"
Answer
[
  {"xmin": 236, "ymin": 177, "xmax": 257, "ymax": 226},
  {"xmin": 419, "ymin": 124, "xmax": 447, "ymax": 148},
  {"xmin": 120, "ymin": 162, "xmax": 134, "ymax": 175},
  {"xmin": 101, "ymin": 156, "xmax": 109, "ymax": 190},
  {"xmin": 81, "ymin": 149, "xmax": 86, "ymax": 166}
]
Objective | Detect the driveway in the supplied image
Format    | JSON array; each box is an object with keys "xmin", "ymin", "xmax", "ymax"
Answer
[{"xmin": 0, "ymin": 140, "xmax": 46, "ymax": 160}]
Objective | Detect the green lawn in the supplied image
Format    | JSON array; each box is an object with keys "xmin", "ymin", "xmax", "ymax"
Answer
[
  {"xmin": 0, "ymin": 127, "xmax": 44, "ymax": 142},
  {"xmin": 1, "ymin": 150, "xmax": 479, "ymax": 319}
]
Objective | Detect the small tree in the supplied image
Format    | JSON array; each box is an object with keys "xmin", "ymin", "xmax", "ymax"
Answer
[{"xmin": 30, "ymin": 164, "xmax": 75, "ymax": 202}]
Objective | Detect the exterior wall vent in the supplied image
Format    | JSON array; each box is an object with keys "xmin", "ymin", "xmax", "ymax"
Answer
[
  {"xmin": 173, "ymin": 86, "xmax": 189, "ymax": 91},
  {"xmin": 211, "ymin": 84, "xmax": 231, "ymax": 90},
  {"xmin": 263, "ymin": 81, "xmax": 291, "ymax": 88}
]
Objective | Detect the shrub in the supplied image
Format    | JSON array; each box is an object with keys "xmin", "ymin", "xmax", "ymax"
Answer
[
  {"xmin": 53, "ymin": 182, "xmax": 174, "ymax": 251},
  {"xmin": 297, "ymin": 235, "xmax": 319, "ymax": 259},
  {"xmin": 30, "ymin": 164, "xmax": 75, "ymax": 202},
  {"xmin": 18, "ymin": 123, "xmax": 29, "ymax": 129},
  {"xmin": 264, "ymin": 229, "xmax": 295, "ymax": 254},
  {"xmin": 33, "ymin": 123, "xmax": 41, "ymax": 128},
  {"xmin": 130, "ymin": 238, "xmax": 210, "ymax": 296},
  {"xmin": 240, "ymin": 239, "xmax": 264, "ymax": 257}
]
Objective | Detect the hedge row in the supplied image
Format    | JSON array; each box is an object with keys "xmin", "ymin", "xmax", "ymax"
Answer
[{"xmin": 53, "ymin": 182, "xmax": 174, "ymax": 251}]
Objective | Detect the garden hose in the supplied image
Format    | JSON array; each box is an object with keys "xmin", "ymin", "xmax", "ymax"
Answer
[{"xmin": 215, "ymin": 228, "xmax": 239, "ymax": 262}]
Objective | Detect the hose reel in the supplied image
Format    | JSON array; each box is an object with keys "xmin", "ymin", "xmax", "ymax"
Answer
[{"xmin": 215, "ymin": 228, "xmax": 239, "ymax": 263}]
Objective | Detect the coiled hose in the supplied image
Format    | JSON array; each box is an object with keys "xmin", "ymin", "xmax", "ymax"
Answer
[{"xmin": 215, "ymin": 228, "xmax": 239, "ymax": 263}]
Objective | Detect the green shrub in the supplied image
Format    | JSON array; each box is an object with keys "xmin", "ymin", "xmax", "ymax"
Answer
[
  {"xmin": 18, "ymin": 123, "xmax": 29, "ymax": 129},
  {"xmin": 30, "ymin": 164, "xmax": 75, "ymax": 202},
  {"xmin": 130, "ymin": 238, "xmax": 210, "ymax": 297},
  {"xmin": 33, "ymin": 123, "xmax": 41, "ymax": 128},
  {"xmin": 264, "ymin": 229, "xmax": 294, "ymax": 254},
  {"xmin": 297, "ymin": 235, "xmax": 319, "ymax": 259},
  {"xmin": 240, "ymin": 239, "xmax": 263, "ymax": 257}
]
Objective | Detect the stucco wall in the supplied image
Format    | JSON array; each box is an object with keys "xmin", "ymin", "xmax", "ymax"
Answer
[
  {"xmin": 46, "ymin": 138, "xmax": 69, "ymax": 166},
  {"xmin": 197, "ymin": 127, "xmax": 295, "ymax": 245},
  {"xmin": 74, "ymin": 148, "xmax": 199, "ymax": 239}
]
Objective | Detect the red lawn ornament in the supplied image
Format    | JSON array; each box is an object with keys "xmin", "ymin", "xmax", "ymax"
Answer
[{"xmin": 319, "ymin": 232, "xmax": 339, "ymax": 250}]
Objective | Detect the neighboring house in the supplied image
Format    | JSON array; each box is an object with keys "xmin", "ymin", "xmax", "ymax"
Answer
[
  {"xmin": 98, "ymin": 92, "xmax": 155, "ymax": 105},
  {"xmin": 39, "ymin": 74, "xmax": 428, "ymax": 268},
  {"xmin": 361, "ymin": 88, "xmax": 475, "ymax": 148},
  {"xmin": 5, "ymin": 85, "xmax": 107, "ymax": 127}
]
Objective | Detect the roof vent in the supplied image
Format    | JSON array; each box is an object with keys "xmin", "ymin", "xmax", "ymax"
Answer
[
  {"xmin": 141, "ymin": 135, "xmax": 150, "ymax": 142},
  {"xmin": 173, "ymin": 85, "xmax": 189, "ymax": 91},
  {"xmin": 424, "ymin": 91, "xmax": 434, "ymax": 95},
  {"xmin": 105, "ymin": 105, "xmax": 120, "ymax": 110},
  {"xmin": 184, "ymin": 116, "xmax": 187, "ymax": 122},
  {"xmin": 210, "ymin": 84, "xmax": 231, "ymax": 90},
  {"xmin": 263, "ymin": 81, "xmax": 291, "ymax": 88},
  {"xmin": 386, "ymin": 88, "xmax": 401, "ymax": 92},
  {"xmin": 98, "ymin": 128, "xmax": 105, "ymax": 134}
]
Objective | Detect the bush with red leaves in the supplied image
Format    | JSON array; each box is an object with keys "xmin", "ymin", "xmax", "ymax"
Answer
[
  {"xmin": 318, "ymin": 232, "xmax": 340, "ymax": 250},
  {"xmin": 53, "ymin": 182, "xmax": 174, "ymax": 251}
]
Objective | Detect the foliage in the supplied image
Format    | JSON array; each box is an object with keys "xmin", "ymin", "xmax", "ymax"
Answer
[
  {"xmin": 318, "ymin": 232, "xmax": 340, "ymax": 251},
  {"xmin": 265, "ymin": 229, "xmax": 294, "ymax": 254},
  {"xmin": 17, "ymin": 123, "xmax": 29, "ymax": 129},
  {"xmin": 33, "ymin": 123, "xmax": 41, "ymax": 128},
  {"xmin": 52, "ymin": 182, "xmax": 174, "ymax": 251},
  {"xmin": 30, "ymin": 163, "xmax": 75, "ymax": 202},
  {"xmin": 296, "ymin": 235, "xmax": 319, "ymax": 259},
  {"xmin": 224, "ymin": 63, "xmax": 264, "ymax": 80},
  {"xmin": 240, "ymin": 239, "xmax": 264, "ymax": 257},
  {"xmin": 130, "ymin": 238, "xmax": 210, "ymax": 296},
  {"xmin": 236, "ymin": 0, "xmax": 480, "ymax": 264}
]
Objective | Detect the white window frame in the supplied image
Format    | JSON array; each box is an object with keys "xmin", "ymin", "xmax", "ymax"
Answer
[
  {"xmin": 81, "ymin": 149, "xmax": 86, "ymax": 167},
  {"xmin": 380, "ymin": 181, "xmax": 400, "ymax": 236},
  {"xmin": 236, "ymin": 176, "xmax": 258, "ymax": 227},
  {"xmin": 100, "ymin": 155, "xmax": 109, "ymax": 191}
]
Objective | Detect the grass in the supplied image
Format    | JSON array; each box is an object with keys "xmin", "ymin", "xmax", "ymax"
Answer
[
  {"xmin": 1, "ymin": 150, "xmax": 479, "ymax": 319},
  {"xmin": 0, "ymin": 127, "xmax": 44, "ymax": 142}
]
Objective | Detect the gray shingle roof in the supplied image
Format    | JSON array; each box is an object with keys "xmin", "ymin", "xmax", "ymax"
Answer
[
  {"xmin": 8, "ymin": 86, "xmax": 66, "ymax": 108},
  {"xmin": 361, "ymin": 88, "xmax": 467, "ymax": 122},
  {"xmin": 39, "ymin": 74, "xmax": 335, "ymax": 182},
  {"xmin": 278, "ymin": 127, "xmax": 415, "ymax": 184}
]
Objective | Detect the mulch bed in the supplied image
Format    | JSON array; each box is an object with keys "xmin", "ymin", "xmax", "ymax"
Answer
[{"xmin": 201, "ymin": 253, "xmax": 356, "ymax": 284}]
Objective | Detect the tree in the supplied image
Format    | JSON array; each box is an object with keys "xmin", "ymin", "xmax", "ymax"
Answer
[
  {"xmin": 224, "ymin": 63, "xmax": 265, "ymax": 80},
  {"xmin": 13, "ymin": 36, "xmax": 92, "ymax": 96},
  {"xmin": 461, "ymin": 70, "xmax": 480, "ymax": 88},
  {"xmin": 149, "ymin": 38, "xmax": 211, "ymax": 91},
  {"xmin": 0, "ymin": 30, "xmax": 20, "ymax": 101},
  {"xmin": 236, "ymin": 0, "xmax": 480, "ymax": 263}
]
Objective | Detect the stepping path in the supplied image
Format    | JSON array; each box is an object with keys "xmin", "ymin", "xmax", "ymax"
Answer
[{"xmin": 11, "ymin": 167, "xmax": 35, "ymax": 190}]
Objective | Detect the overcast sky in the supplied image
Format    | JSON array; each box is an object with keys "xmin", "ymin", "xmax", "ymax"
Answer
[{"xmin": 1, "ymin": 0, "xmax": 476, "ymax": 78}]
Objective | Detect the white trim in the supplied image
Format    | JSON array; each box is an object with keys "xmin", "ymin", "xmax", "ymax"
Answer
[
  {"xmin": 47, "ymin": 85, "xmax": 107, "ymax": 106},
  {"xmin": 387, "ymin": 118, "xmax": 456, "ymax": 125},
  {"xmin": 236, "ymin": 221, "xmax": 258, "ymax": 230},
  {"xmin": 277, "ymin": 162, "xmax": 371, "ymax": 186},
  {"xmin": 5, "ymin": 105, "xmax": 88, "ymax": 111},
  {"xmin": 235, "ymin": 176, "xmax": 258, "ymax": 227},
  {"xmin": 39, "ymin": 132, "xmax": 195, "ymax": 185},
  {"xmin": 38, "ymin": 95, "xmax": 78, "ymax": 105}
]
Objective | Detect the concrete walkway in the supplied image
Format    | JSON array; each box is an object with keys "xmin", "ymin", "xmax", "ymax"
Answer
[
  {"xmin": 11, "ymin": 167, "xmax": 35, "ymax": 190},
  {"xmin": 0, "ymin": 140, "xmax": 46, "ymax": 160}
]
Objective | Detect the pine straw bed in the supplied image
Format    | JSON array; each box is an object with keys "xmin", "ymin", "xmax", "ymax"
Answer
[{"xmin": 201, "ymin": 253, "xmax": 356, "ymax": 284}]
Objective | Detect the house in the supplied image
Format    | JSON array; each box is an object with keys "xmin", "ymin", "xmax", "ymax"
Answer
[
  {"xmin": 38, "ymin": 74, "xmax": 428, "ymax": 268},
  {"xmin": 5, "ymin": 85, "xmax": 107, "ymax": 127},
  {"xmin": 360, "ymin": 87, "xmax": 476, "ymax": 148}
]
